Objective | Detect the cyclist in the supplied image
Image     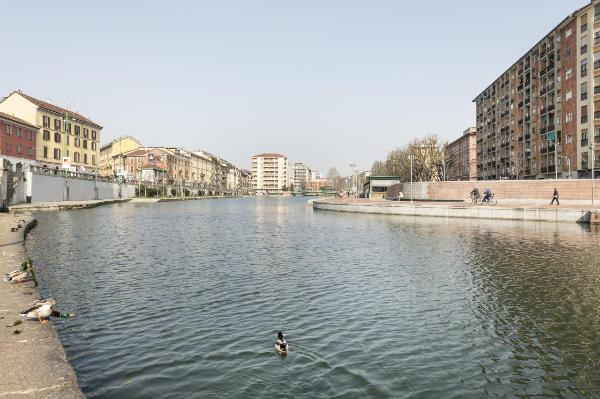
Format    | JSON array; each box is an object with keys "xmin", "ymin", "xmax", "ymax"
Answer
[
  {"xmin": 470, "ymin": 187, "xmax": 480, "ymax": 203},
  {"xmin": 482, "ymin": 187, "xmax": 493, "ymax": 204}
]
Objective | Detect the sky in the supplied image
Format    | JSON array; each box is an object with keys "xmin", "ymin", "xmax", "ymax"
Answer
[{"xmin": 1, "ymin": 1, "xmax": 585, "ymax": 175}]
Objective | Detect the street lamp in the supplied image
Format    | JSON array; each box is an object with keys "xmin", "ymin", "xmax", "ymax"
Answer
[
  {"xmin": 591, "ymin": 144, "xmax": 596, "ymax": 206},
  {"xmin": 408, "ymin": 154, "xmax": 415, "ymax": 203}
]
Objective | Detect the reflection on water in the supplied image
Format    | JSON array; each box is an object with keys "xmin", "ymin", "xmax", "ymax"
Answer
[{"xmin": 26, "ymin": 198, "xmax": 600, "ymax": 398}]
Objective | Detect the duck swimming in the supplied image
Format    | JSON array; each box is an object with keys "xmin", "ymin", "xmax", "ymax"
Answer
[
  {"xmin": 20, "ymin": 299, "xmax": 74, "ymax": 324},
  {"xmin": 274, "ymin": 331, "xmax": 288, "ymax": 355}
]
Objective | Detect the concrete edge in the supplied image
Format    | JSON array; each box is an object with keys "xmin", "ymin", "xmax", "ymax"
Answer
[
  {"xmin": 312, "ymin": 200, "xmax": 596, "ymax": 224},
  {"xmin": 0, "ymin": 218, "xmax": 85, "ymax": 398},
  {"xmin": 9, "ymin": 199, "xmax": 131, "ymax": 213}
]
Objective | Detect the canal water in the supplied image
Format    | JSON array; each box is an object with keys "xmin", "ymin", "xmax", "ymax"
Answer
[{"xmin": 26, "ymin": 197, "xmax": 600, "ymax": 398}]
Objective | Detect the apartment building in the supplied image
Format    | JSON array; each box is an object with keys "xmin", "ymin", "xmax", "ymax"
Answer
[
  {"xmin": 0, "ymin": 91, "xmax": 101, "ymax": 171},
  {"xmin": 293, "ymin": 162, "xmax": 312, "ymax": 191},
  {"xmin": 474, "ymin": 1, "xmax": 600, "ymax": 180},
  {"xmin": 445, "ymin": 127, "xmax": 477, "ymax": 181},
  {"xmin": 99, "ymin": 135, "xmax": 142, "ymax": 177},
  {"xmin": 0, "ymin": 112, "xmax": 37, "ymax": 170},
  {"xmin": 251, "ymin": 153, "xmax": 289, "ymax": 194}
]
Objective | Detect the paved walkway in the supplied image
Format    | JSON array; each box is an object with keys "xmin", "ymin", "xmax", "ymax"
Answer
[
  {"xmin": 0, "ymin": 215, "xmax": 83, "ymax": 399},
  {"xmin": 322, "ymin": 197, "xmax": 600, "ymax": 210}
]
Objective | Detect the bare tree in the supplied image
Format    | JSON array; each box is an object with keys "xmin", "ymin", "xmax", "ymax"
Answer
[{"xmin": 371, "ymin": 135, "xmax": 448, "ymax": 182}]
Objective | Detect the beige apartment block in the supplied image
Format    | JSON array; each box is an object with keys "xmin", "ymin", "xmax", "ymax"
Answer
[
  {"xmin": 0, "ymin": 91, "xmax": 102, "ymax": 171},
  {"xmin": 251, "ymin": 153, "xmax": 289, "ymax": 193},
  {"xmin": 99, "ymin": 135, "xmax": 142, "ymax": 177},
  {"xmin": 445, "ymin": 127, "xmax": 477, "ymax": 181}
]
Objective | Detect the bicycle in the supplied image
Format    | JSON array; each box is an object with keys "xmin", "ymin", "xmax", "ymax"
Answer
[
  {"xmin": 467, "ymin": 193, "xmax": 482, "ymax": 205},
  {"xmin": 480, "ymin": 193, "xmax": 498, "ymax": 206}
]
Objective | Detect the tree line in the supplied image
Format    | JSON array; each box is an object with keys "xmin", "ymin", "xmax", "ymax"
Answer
[{"xmin": 370, "ymin": 135, "xmax": 449, "ymax": 182}]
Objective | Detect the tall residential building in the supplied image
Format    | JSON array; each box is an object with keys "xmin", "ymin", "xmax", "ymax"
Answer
[
  {"xmin": 474, "ymin": 1, "xmax": 600, "ymax": 180},
  {"xmin": 251, "ymin": 153, "xmax": 289, "ymax": 193},
  {"xmin": 0, "ymin": 91, "xmax": 102, "ymax": 171},
  {"xmin": 99, "ymin": 135, "xmax": 142, "ymax": 177},
  {"xmin": 293, "ymin": 162, "xmax": 312, "ymax": 190},
  {"xmin": 445, "ymin": 127, "xmax": 477, "ymax": 181}
]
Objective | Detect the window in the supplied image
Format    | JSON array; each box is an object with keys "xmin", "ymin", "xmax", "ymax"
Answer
[
  {"xmin": 74, "ymin": 125, "xmax": 80, "ymax": 136},
  {"xmin": 43, "ymin": 130, "xmax": 50, "ymax": 140},
  {"xmin": 566, "ymin": 47, "xmax": 572, "ymax": 58},
  {"xmin": 83, "ymin": 128, "xmax": 89, "ymax": 138},
  {"xmin": 66, "ymin": 123, "xmax": 71, "ymax": 134},
  {"xmin": 54, "ymin": 132, "xmax": 61, "ymax": 143},
  {"xmin": 4, "ymin": 142, "xmax": 10, "ymax": 153},
  {"xmin": 53, "ymin": 148, "xmax": 61, "ymax": 160},
  {"xmin": 16, "ymin": 144, "xmax": 22, "ymax": 154},
  {"xmin": 28, "ymin": 147, "xmax": 33, "ymax": 156},
  {"xmin": 582, "ymin": 82, "xmax": 589, "ymax": 100},
  {"xmin": 566, "ymin": 28, "xmax": 572, "ymax": 38},
  {"xmin": 91, "ymin": 142, "xmax": 96, "ymax": 150},
  {"xmin": 84, "ymin": 154, "xmax": 88, "ymax": 164},
  {"xmin": 5, "ymin": 124, "xmax": 11, "ymax": 135},
  {"xmin": 566, "ymin": 69, "xmax": 573, "ymax": 80},
  {"xmin": 27, "ymin": 130, "xmax": 33, "ymax": 140},
  {"xmin": 566, "ymin": 90, "xmax": 573, "ymax": 101},
  {"xmin": 42, "ymin": 116, "xmax": 50, "ymax": 128},
  {"xmin": 74, "ymin": 137, "xmax": 80, "ymax": 147},
  {"xmin": 74, "ymin": 152, "xmax": 80, "ymax": 162},
  {"xmin": 43, "ymin": 146, "xmax": 48, "ymax": 158},
  {"xmin": 566, "ymin": 112, "xmax": 573, "ymax": 122},
  {"xmin": 92, "ymin": 155, "xmax": 96, "ymax": 165},
  {"xmin": 16, "ymin": 127, "xmax": 22, "ymax": 138},
  {"xmin": 83, "ymin": 140, "xmax": 88, "ymax": 149},
  {"xmin": 91, "ymin": 130, "xmax": 96, "ymax": 140},
  {"xmin": 567, "ymin": 134, "xmax": 573, "ymax": 144},
  {"xmin": 54, "ymin": 119, "xmax": 61, "ymax": 131}
]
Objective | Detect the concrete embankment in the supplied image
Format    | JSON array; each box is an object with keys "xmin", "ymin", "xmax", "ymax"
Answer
[
  {"xmin": 0, "ymin": 215, "xmax": 84, "ymax": 399},
  {"xmin": 9, "ymin": 199, "xmax": 130, "ymax": 212},
  {"xmin": 313, "ymin": 198, "xmax": 600, "ymax": 224}
]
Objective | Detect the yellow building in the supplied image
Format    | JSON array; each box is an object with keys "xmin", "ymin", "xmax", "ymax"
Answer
[
  {"xmin": 0, "ymin": 91, "xmax": 102, "ymax": 171},
  {"xmin": 99, "ymin": 136, "xmax": 143, "ymax": 177}
]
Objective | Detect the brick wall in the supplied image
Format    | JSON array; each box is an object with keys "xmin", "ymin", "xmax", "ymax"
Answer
[{"xmin": 401, "ymin": 179, "xmax": 600, "ymax": 203}]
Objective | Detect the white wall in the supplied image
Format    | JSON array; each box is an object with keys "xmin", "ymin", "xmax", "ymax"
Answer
[{"xmin": 25, "ymin": 173, "xmax": 135, "ymax": 203}]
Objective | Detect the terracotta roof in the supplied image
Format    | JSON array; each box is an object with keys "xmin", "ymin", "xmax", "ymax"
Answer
[
  {"xmin": 123, "ymin": 149, "xmax": 149, "ymax": 157},
  {"xmin": 142, "ymin": 164, "xmax": 165, "ymax": 171},
  {"xmin": 0, "ymin": 112, "xmax": 37, "ymax": 129},
  {"xmin": 253, "ymin": 153, "xmax": 286, "ymax": 158},
  {"xmin": 15, "ymin": 92, "xmax": 102, "ymax": 129}
]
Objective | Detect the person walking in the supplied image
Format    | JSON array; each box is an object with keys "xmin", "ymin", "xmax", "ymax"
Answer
[{"xmin": 550, "ymin": 188, "xmax": 559, "ymax": 205}]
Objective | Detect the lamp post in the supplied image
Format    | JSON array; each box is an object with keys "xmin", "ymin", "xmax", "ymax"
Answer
[
  {"xmin": 591, "ymin": 144, "xmax": 596, "ymax": 206},
  {"xmin": 408, "ymin": 154, "xmax": 415, "ymax": 203}
]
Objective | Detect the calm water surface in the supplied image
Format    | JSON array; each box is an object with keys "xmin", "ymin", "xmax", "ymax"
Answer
[{"xmin": 26, "ymin": 197, "xmax": 600, "ymax": 398}]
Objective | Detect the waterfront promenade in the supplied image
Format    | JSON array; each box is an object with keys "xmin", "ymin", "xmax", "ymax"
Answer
[
  {"xmin": 0, "ymin": 215, "xmax": 83, "ymax": 399},
  {"xmin": 313, "ymin": 198, "xmax": 600, "ymax": 223}
]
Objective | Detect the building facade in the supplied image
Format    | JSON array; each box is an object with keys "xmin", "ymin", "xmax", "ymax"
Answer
[
  {"xmin": 445, "ymin": 127, "xmax": 477, "ymax": 181},
  {"xmin": 0, "ymin": 112, "xmax": 37, "ymax": 170},
  {"xmin": 474, "ymin": 1, "xmax": 600, "ymax": 180},
  {"xmin": 0, "ymin": 91, "xmax": 102, "ymax": 171},
  {"xmin": 251, "ymin": 153, "xmax": 289, "ymax": 194},
  {"xmin": 99, "ymin": 136, "xmax": 142, "ymax": 177},
  {"xmin": 293, "ymin": 162, "xmax": 312, "ymax": 191}
]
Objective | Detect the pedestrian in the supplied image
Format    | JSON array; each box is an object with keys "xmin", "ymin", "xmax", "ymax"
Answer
[{"xmin": 550, "ymin": 188, "xmax": 559, "ymax": 205}]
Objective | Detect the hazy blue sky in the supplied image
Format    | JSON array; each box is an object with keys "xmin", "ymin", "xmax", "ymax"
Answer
[{"xmin": 2, "ymin": 1, "xmax": 583, "ymax": 175}]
